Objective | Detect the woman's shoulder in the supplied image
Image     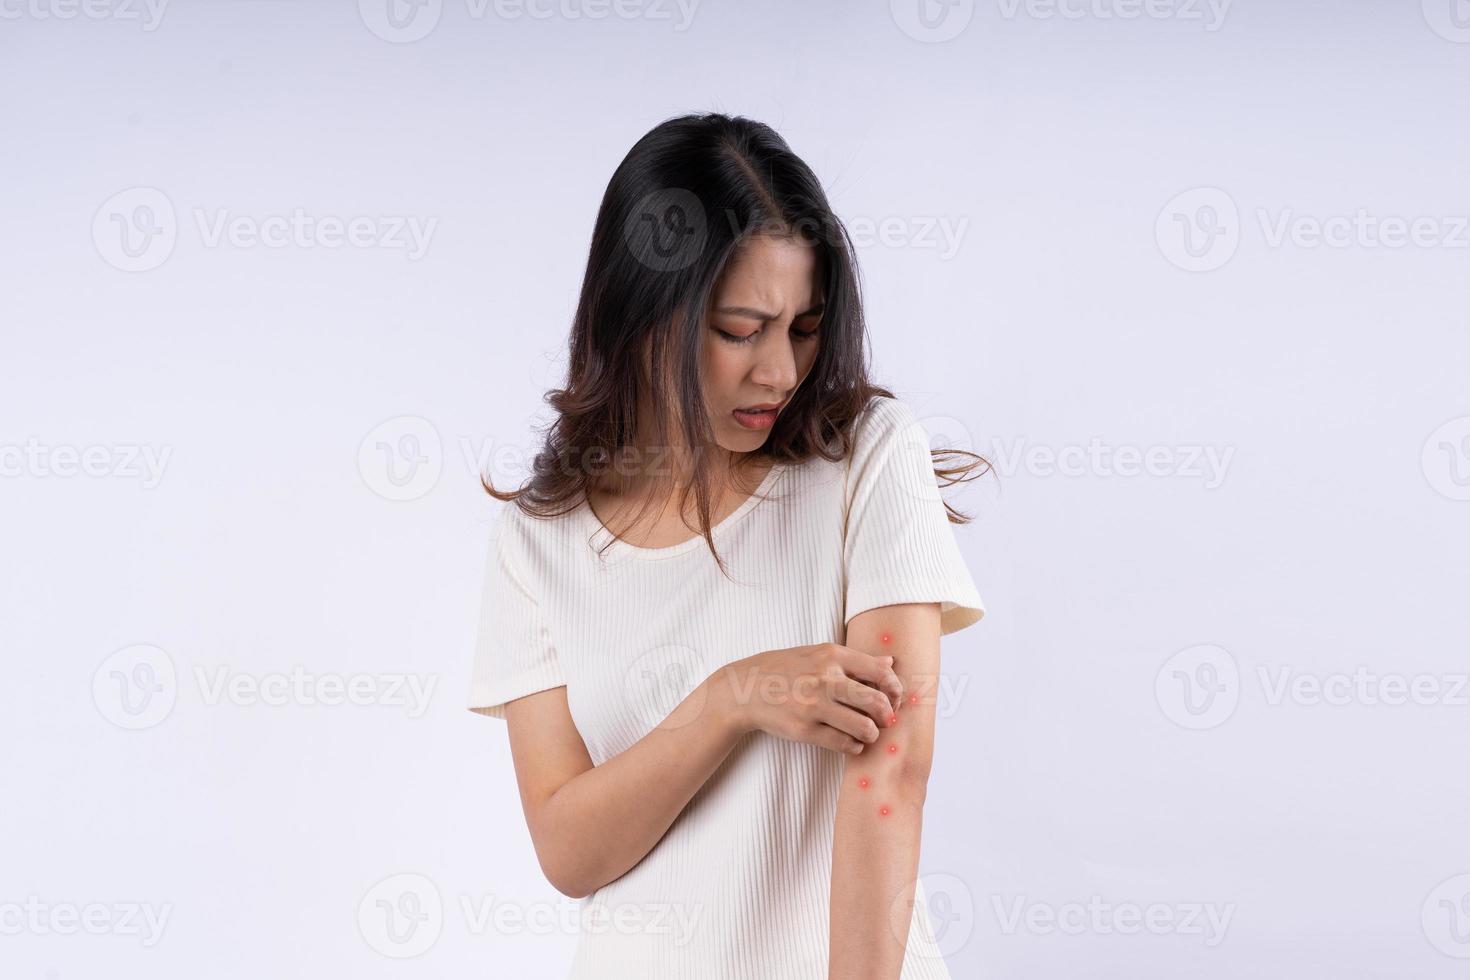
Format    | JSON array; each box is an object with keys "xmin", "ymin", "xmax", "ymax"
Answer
[
  {"xmin": 490, "ymin": 498, "xmax": 580, "ymax": 576},
  {"xmin": 849, "ymin": 393, "xmax": 922, "ymax": 456}
]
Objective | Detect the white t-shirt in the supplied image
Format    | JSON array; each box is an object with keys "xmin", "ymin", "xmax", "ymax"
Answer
[{"xmin": 468, "ymin": 394, "xmax": 985, "ymax": 979}]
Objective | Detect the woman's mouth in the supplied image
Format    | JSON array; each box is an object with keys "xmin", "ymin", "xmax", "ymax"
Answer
[{"xmin": 732, "ymin": 404, "xmax": 781, "ymax": 430}]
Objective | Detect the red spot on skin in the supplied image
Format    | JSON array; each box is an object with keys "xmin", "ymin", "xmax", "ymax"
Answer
[
  {"xmin": 907, "ymin": 693, "xmax": 919, "ymax": 706},
  {"xmin": 879, "ymin": 805, "xmax": 891, "ymax": 817},
  {"xmin": 887, "ymin": 714, "xmax": 898, "ymax": 726},
  {"xmin": 887, "ymin": 744, "xmax": 898, "ymax": 755},
  {"xmin": 858, "ymin": 777, "xmax": 870, "ymax": 790},
  {"xmin": 880, "ymin": 633, "xmax": 891, "ymax": 644}
]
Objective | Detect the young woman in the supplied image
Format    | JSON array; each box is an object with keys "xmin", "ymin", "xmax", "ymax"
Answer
[{"xmin": 471, "ymin": 112, "xmax": 987, "ymax": 980}]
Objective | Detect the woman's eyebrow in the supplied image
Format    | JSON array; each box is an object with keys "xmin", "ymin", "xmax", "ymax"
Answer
[{"xmin": 713, "ymin": 302, "xmax": 826, "ymax": 321}]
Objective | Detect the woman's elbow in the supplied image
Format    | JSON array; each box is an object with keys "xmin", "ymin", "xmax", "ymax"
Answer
[{"xmin": 538, "ymin": 848, "xmax": 598, "ymax": 899}]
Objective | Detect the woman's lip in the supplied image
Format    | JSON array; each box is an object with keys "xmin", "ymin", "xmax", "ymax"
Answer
[{"xmin": 732, "ymin": 407, "xmax": 779, "ymax": 429}]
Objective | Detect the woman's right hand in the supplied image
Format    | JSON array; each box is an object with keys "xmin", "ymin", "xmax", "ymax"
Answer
[{"xmin": 710, "ymin": 643, "xmax": 905, "ymax": 755}]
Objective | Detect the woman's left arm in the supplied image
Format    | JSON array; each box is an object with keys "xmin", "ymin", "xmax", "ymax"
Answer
[{"xmin": 829, "ymin": 600, "xmax": 943, "ymax": 980}]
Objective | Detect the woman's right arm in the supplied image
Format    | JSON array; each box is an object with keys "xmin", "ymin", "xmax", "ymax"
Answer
[{"xmin": 503, "ymin": 643, "xmax": 904, "ymax": 899}]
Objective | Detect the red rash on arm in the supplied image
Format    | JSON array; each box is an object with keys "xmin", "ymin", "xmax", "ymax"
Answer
[{"xmin": 830, "ymin": 603, "xmax": 944, "ymax": 978}]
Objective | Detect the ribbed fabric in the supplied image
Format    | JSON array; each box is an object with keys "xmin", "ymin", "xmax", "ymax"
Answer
[{"xmin": 468, "ymin": 395, "xmax": 985, "ymax": 979}]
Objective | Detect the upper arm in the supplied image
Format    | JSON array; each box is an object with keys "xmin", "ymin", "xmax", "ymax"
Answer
[
  {"xmin": 465, "ymin": 511, "xmax": 585, "ymax": 870},
  {"xmin": 843, "ymin": 601, "xmax": 942, "ymax": 783},
  {"xmin": 504, "ymin": 688, "xmax": 594, "ymax": 871}
]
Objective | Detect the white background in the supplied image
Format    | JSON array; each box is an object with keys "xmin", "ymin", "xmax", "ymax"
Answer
[{"xmin": 4, "ymin": 1, "xmax": 1469, "ymax": 977}]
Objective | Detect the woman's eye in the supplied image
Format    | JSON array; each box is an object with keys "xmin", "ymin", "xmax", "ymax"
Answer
[{"xmin": 715, "ymin": 327, "xmax": 819, "ymax": 345}]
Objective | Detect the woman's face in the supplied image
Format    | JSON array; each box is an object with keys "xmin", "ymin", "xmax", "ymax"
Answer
[{"xmin": 701, "ymin": 233, "xmax": 823, "ymax": 454}]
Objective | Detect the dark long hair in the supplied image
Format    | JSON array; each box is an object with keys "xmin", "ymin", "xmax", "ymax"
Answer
[{"xmin": 483, "ymin": 112, "xmax": 988, "ymax": 575}]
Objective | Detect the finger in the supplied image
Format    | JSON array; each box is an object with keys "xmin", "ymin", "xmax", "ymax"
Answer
[
  {"xmin": 795, "ymin": 717, "xmax": 866, "ymax": 755},
  {"xmin": 814, "ymin": 702, "xmax": 881, "ymax": 746},
  {"xmin": 833, "ymin": 676, "xmax": 895, "ymax": 729},
  {"xmin": 832, "ymin": 646, "xmax": 905, "ymax": 710}
]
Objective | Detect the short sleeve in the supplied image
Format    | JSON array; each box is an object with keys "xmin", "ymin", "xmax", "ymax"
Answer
[
  {"xmin": 843, "ymin": 396, "xmax": 986, "ymax": 636},
  {"xmin": 467, "ymin": 507, "xmax": 566, "ymax": 720}
]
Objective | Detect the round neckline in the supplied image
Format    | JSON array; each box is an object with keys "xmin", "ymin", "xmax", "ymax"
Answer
[{"xmin": 581, "ymin": 460, "xmax": 788, "ymax": 561}]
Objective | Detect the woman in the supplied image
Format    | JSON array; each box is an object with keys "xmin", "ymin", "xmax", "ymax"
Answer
[{"xmin": 470, "ymin": 112, "xmax": 987, "ymax": 980}]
